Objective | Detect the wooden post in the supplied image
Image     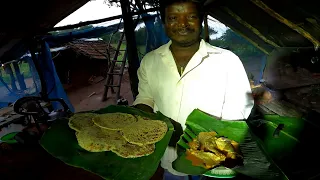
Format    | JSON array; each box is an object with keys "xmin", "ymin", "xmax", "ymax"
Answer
[{"xmin": 120, "ymin": 0, "xmax": 140, "ymax": 99}]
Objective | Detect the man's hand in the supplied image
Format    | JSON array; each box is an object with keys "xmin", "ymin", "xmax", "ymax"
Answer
[
  {"xmin": 134, "ymin": 104, "xmax": 154, "ymax": 113},
  {"xmin": 251, "ymin": 85, "xmax": 273, "ymax": 104}
]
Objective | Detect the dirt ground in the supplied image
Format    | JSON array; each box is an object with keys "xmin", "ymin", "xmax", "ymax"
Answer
[{"xmin": 66, "ymin": 69, "xmax": 134, "ymax": 112}]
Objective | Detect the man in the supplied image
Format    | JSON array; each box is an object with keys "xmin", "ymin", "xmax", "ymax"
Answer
[{"xmin": 133, "ymin": 0, "xmax": 254, "ymax": 178}]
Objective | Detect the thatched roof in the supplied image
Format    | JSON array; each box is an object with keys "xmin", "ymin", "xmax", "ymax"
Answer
[{"xmin": 66, "ymin": 40, "xmax": 117, "ymax": 60}]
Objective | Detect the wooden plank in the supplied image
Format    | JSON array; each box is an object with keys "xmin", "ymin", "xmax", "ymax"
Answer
[
  {"xmin": 208, "ymin": 9, "xmax": 273, "ymax": 54},
  {"xmin": 222, "ymin": 7, "xmax": 280, "ymax": 48},
  {"xmin": 256, "ymin": 104, "xmax": 275, "ymax": 115},
  {"xmin": 250, "ymin": 0, "xmax": 320, "ymax": 50},
  {"xmin": 0, "ymin": 106, "xmax": 13, "ymax": 116},
  {"xmin": 284, "ymin": 86, "xmax": 320, "ymax": 114},
  {"xmin": 263, "ymin": 48, "xmax": 320, "ymax": 90},
  {"xmin": 258, "ymin": 100, "xmax": 303, "ymax": 118}
]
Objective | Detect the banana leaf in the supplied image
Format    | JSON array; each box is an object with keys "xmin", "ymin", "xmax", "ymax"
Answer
[
  {"xmin": 247, "ymin": 115, "xmax": 320, "ymax": 180},
  {"xmin": 172, "ymin": 109, "xmax": 288, "ymax": 180},
  {"xmin": 40, "ymin": 105, "xmax": 174, "ymax": 180}
]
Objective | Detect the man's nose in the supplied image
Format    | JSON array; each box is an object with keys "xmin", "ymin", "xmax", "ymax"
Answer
[{"xmin": 178, "ymin": 16, "xmax": 189, "ymax": 27}]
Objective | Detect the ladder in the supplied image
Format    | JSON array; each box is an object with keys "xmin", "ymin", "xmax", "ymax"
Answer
[{"xmin": 102, "ymin": 31, "xmax": 127, "ymax": 102}]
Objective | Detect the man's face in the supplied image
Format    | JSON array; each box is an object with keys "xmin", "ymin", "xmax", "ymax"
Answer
[{"xmin": 164, "ymin": 2, "xmax": 201, "ymax": 47}]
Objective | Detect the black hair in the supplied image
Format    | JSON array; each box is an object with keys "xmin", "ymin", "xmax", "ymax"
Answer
[{"xmin": 159, "ymin": 0, "xmax": 205, "ymax": 24}]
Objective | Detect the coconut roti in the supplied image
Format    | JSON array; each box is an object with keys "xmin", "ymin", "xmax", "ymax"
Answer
[
  {"xmin": 76, "ymin": 125, "xmax": 126, "ymax": 152},
  {"xmin": 68, "ymin": 113, "xmax": 95, "ymax": 132},
  {"xmin": 111, "ymin": 143, "xmax": 155, "ymax": 158},
  {"xmin": 92, "ymin": 113, "xmax": 137, "ymax": 130},
  {"xmin": 134, "ymin": 115, "xmax": 151, "ymax": 121},
  {"xmin": 121, "ymin": 120, "xmax": 167, "ymax": 146}
]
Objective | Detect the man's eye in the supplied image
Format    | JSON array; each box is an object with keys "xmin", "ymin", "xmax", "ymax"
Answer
[
  {"xmin": 189, "ymin": 15, "xmax": 198, "ymax": 19},
  {"xmin": 168, "ymin": 16, "xmax": 177, "ymax": 20}
]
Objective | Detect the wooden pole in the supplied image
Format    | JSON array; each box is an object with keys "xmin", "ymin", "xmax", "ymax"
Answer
[
  {"xmin": 204, "ymin": 14, "xmax": 210, "ymax": 43},
  {"xmin": 120, "ymin": 0, "xmax": 140, "ymax": 99}
]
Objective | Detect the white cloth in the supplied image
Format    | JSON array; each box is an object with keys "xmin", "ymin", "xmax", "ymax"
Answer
[{"xmin": 133, "ymin": 39, "xmax": 254, "ymax": 176}]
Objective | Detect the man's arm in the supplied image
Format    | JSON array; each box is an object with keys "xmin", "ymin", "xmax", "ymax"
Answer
[
  {"xmin": 132, "ymin": 54, "xmax": 155, "ymax": 113},
  {"xmin": 221, "ymin": 55, "xmax": 254, "ymax": 120}
]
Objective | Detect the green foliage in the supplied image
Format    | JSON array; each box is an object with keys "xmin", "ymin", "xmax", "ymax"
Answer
[
  {"xmin": 135, "ymin": 26, "xmax": 147, "ymax": 46},
  {"xmin": 0, "ymin": 62, "xmax": 32, "ymax": 87},
  {"xmin": 101, "ymin": 31, "xmax": 122, "ymax": 43},
  {"xmin": 210, "ymin": 29, "xmax": 265, "ymax": 59}
]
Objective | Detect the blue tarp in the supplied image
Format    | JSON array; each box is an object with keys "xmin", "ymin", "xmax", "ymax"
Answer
[
  {"xmin": 1, "ymin": 13, "xmax": 169, "ymax": 110},
  {"xmin": 36, "ymin": 42, "xmax": 75, "ymax": 112},
  {"xmin": 45, "ymin": 24, "xmax": 123, "ymax": 48},
  {"xmin": 143, "ymin": 14, "xmax": 169, "ymax": 54},
  {"xmin": 0, "ymin": 57, "xmax": 41, "ymax": 108}
]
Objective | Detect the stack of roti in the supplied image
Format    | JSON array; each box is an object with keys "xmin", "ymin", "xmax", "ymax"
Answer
[{"xmin": 68, "ymin": 113, "xmax": 168, "ymax": 158}]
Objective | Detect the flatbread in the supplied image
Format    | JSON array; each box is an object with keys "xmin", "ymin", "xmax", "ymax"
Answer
[
  {"xmin": 92, "ymin": 113, "xmax": 137, "ymax": 130},
  {"xmin": 111, "ymin": 143, "xmax": 155, "ymax": 158},
  {"xmin": 121, "ymin": 120, "xmax": 167, "ymax": 146},
  {"xmin": 68, "ymin": 113, "xmax": 95, "ymax": 132},
  {"xmin": 76, "ymin": 125, "xmax": 126, "ymax": 152},
  {"xmin": 134, "ymin": 115, "xmax": 151, "ymax": 121}
]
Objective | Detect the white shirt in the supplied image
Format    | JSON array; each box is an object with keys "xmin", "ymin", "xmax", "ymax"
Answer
[{"xmin": 133, "ymin": 39, "xmax": 254, "ymax": 176}]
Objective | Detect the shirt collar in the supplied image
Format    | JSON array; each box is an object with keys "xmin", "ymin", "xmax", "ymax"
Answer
[{"xmin": 155, "ymin": 39, "xmax": 222, "ymax": 57}]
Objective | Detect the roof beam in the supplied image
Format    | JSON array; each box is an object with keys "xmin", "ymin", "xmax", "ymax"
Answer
[
  {"xmin": 51, "ymin": 7, "xmax": 159, "ymax": 31},
  {"xmin": 208, "ymin": 9, "xmax": 273, "ymax": 54},
  {"xmin": 250, "ymin": 0, "xmax": 320, "ymax": 50},
  {"xmin": 222, "ymin": 7, "xmax": 280, "ymax": 48}
]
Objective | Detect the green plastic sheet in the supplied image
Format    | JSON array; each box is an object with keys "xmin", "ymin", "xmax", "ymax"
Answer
[
  {"xmin": 172, "ymin": 109, "xmax": 288, "ymax": 180},
  {"xmin": 40, "ymin": 105, "xmax": 174, "ymax": 180}
]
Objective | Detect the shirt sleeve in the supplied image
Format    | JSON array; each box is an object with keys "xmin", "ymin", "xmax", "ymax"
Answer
[
  {"xmin": 132, "ymin": 54, "xmax": 154, "ymax": 108},
  {"xmin": 221, "ymin": 54, "xmax": 254, "ymax": 120}
]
